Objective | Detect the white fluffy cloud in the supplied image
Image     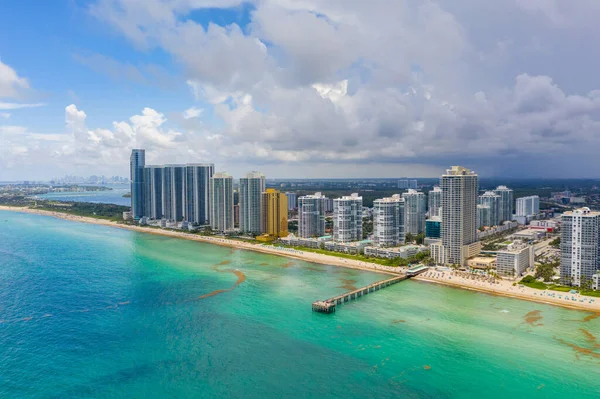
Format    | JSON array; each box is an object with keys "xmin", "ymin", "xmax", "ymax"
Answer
[
  {"xmin": 5, "ymin": 1, "xmax": 600, "ymax": 178},
  {"xmin": 82, "ymin": 0, "xmax": 600, "ymax": 177}
]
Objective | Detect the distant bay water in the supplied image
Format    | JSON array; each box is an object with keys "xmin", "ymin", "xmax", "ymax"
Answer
[
  {"xmin": 1, "ymin": 210, "xmax": 599, "ymax": 398},
  {"xmin": 33, "ymin": 184, "xmax": 131, "ymax": 206}
]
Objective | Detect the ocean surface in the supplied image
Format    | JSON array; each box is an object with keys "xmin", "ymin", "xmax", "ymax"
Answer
[
  {"xmin": 1, "ymin": 210, "xmax": 599, "ymax": 399},
  {"xmin": 34, "ymin": 184, "xmax": 130, "ymax": 206}
]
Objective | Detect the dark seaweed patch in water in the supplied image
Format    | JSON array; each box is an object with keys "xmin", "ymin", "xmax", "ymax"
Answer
[
  {"xmin": 555, "ymin": 329, "xmax": 600, "ymax": 359},
  {"xmin": 583, "ymin": 312, "xmax": 600, "ymax": 322},
  {"xmin": 524, "ymin": 310, "xmax": 543, "ymax": 326}
]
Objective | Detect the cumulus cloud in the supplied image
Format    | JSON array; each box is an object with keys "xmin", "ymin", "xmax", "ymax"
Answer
[{"xmin": 6, "ymin": 0, "xmax": 600, "ymax": 178}]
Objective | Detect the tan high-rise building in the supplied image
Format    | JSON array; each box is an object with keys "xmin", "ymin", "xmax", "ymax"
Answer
[
  {"xmin": 261, "ymin": 189, "xmax": 288, "ymax": 238},
  {"xmin": 431, "ymin": 166, "xmax": 481, "ymax": 266}
]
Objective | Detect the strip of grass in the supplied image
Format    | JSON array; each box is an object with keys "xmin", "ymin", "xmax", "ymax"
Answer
[
  {"xmin": 520, "ymin": 280, "xmax": 548, "ymax": 290},
  {"xmin": 265, "ymin": 243, "xmax": 424, "ymax": 267},
  {"xmin": 519, "ymin": 282, "xmax": 600, "ymax": 297}
]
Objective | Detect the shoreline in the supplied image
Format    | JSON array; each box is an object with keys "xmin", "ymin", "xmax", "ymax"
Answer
[
  {"xmin": 2, "ymin": 205, "xmax": 600, "ymax": 313},
  {"xmin": 0, "ymin": 206, "xmax": 397, "ymax": 277}
]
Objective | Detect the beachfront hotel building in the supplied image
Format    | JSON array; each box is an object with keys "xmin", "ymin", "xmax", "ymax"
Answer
[
  {"xmin": 130, "ymin": 149, "xmax": 145, "ymax": 220},
  {"xmin": 431, "ymin": 166, "xmax": 481, "ymax": 266},
  {"xmin": 478, "ymin": 191, "xmax": 501, "ymax": 227},
  {"xmin": 402, "ymin": 189, "xmax": 426, "ymax": 235},
  {"xmin": 428, "ymin": 186, "xmax": 442, "ymax": 218},
  {"xmin": 496, "ymin": 241, "xmax": 534, "ymax": 277},
  {"xmin": 332, "ymin": 193, "xmax": 363, "ymax": 242},
  {"xmin": 185, "ymin": 164, "xmax": 214, "ymax": 225},
  {"xmin": 298, "ymin": 192, "xmax": 326, "ymax": 238},
  {"xmin": 560, "ymin": 207, "xmax": 600, "ymax": 287},
  {"xmin": 210, "ymin": 172, "xmax": 234, "ymax": 232},
  {"xmin": 239, "ymin": 171, "xmax": 266, "ymax": 235},
  {"xmin": 494, "ymin": 185, "xmax": 514, "ymax": 223},
  {"xmin": 285, "ymin": 192, "xmax": 297, "ymax": 210},
  {"xmin": 261, "ymin": 189, "xmax": 288, "ymax": 238},
  {"xmin": 516, "ymin": 195, "xmax": 540, "ymax": 217},
  {"xmin": 372, "ymin": 194, "xmax": 405, "ymax": 247}
]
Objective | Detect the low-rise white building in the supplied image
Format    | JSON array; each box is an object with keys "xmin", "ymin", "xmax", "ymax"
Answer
[
  {"xmin": 593, "ymin": 273, "xmax": 599, "ymax": 290},
  {"xmin": 279, "ymin": 234, "xmax": 331, "ymax": 249},
  {"xmin": 364, "ymin": 245, "xmax": 428, "ymax": 259},
  {"xmin": 496, "ymin": 241, "xmax": 534, "ymax": 277},
  {"xmin": 324, "ymin": 240, "xmax": 372, "ymax": 255}
]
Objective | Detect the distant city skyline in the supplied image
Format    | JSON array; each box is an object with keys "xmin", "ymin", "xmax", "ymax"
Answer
[{"xmin": 3, "ymin": 2, "xmax": 600, "ymax": 180}]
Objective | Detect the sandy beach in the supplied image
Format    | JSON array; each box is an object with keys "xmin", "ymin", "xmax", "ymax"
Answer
[
  {"xmin": 414, "ymin": 271, "xmax": 600, "ymax": 312},
  {"xmin": 3, "ymin": 205, "xmax": 600, "ymax": 312}
]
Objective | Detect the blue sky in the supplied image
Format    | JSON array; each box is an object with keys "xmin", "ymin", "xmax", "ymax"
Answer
[
  {"xmin": 2, "ymin": 0, "xmax": 600, "ymax": 180},
  {"xmin": 0, "ymin": 1, "xmax": 251, "ymax": 132}
]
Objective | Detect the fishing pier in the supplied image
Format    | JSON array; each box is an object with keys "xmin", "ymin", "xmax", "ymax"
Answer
[{"xmin": 312, "ymin": 265, "xmax": 428, "ymax": 314}]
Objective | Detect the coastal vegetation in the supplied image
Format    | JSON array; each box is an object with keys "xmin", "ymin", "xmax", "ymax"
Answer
[
  {"xmin": 0, "ymin": 196, "xmax": 129, "ymax": 221},
  {"xmin": 266, "ymin": 243, "xmax": 432, "ymax": 267},
  {"xmin": 519, "ymin": 275, "xmax": 600, "ymax": 297}
]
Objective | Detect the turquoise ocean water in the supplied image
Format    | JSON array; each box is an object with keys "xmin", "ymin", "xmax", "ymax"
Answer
[{"xmin": 0, "ymin": 210, "xmax": 599, "ymax": 398}]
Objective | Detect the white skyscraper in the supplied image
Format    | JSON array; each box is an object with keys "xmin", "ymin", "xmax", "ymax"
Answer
[
  {"xmin": 402, "ymin": 189, "xmax": 426, "ymax": 235},
  {"xmin": 210, "ymin": 172, "xmax": 234, "ymax": 232},
  {"xmin": 333, "ymin": 193, "xmax": 363, "ymax": 242},
  {"xmin": 493, "ymin": 185, "xmax": 514, "ymax": 223},
  {"xmin": 373, "ymin": 195, "xmax": 405, "ymax": 247},
  {"xmin": 516, "ymin": 195, "xmax": 539, "ymax": 217},
  {"xmin": 431, "ymin": 166, "xmax": 480, "ymax": 266},
  {"xmin": 298, "ymin": 192, "xmax": 326, "ymax": 238},
  {"xmin": 478, "ymin": 191, "xmax": 501, "ymax": 227},
  {"xmin": 560, "ymin": 208, "xmax": 600, "ymax": 287},
  {"xmin": 238, "ymin": 171, "xmax": 266, "ymax": 235},
  {"xmin": 428, "ymin": 186, "xmax": 442, "ymax": 218}
]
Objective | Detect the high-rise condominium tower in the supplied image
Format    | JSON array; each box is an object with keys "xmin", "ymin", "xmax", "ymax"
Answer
[
  {"xmin": 298, "ymin": 192, "xmax": 326, "ymax": 238},
  {"xmin": 210, "ymin": 172, "xmax": 234, "ymax": 231},
  {"xmin": 143, "ymin": 166, "xmax": 163, "ymax": 219},
  {"xmin": 516, "ymin": 196, "xmax": 539, "ymax": 217},
  {"xmin": 162, "ymin": 165, "xmax": 185, "ymax": 222},
  {"xmin": 478, "ymin": 191, "xmax": 501, "ymax": 227},
  {"xmin": 372, "ymin": 195, "xmax": 405, "ymax": 247},
  {"xmin": 185, "ymin": 164, "xmax": 214, "ymax": 225},
  {"xmin": 130, "ymin": 149, "xmax": 145, "ymax": 219},
  {"xmin": 239, "ymin": 171, "xmax": 266, "ymax": 235},
  {"xmin": 402, "ymin": 189, "xmax": 426, "ymax": 235},
  {"xmin": 261, "ymin": 189, "xmax": 288, "ymax": 238},
  {"xmin": 428, "ymin": 186, "xmax": 442, "ymax": 218},
  {"xmin": 333, "ymin": 193, "xmax": 363, "ymax": 242},
  {"xmin": 560, "ymin": 208, "xmax": 600, "ymax": 287},
  {"xmin": 493, "ymin": 185, "xmax": 513, "ymax": 223},
  {"xmin": 432, "ymin": 166, "xmax": 480, "ymax": 266}
]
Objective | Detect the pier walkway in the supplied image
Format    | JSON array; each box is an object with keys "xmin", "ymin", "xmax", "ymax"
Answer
[{"xmin": 312, "ymin": 265, "xmax": 429, "ymax": 314}]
